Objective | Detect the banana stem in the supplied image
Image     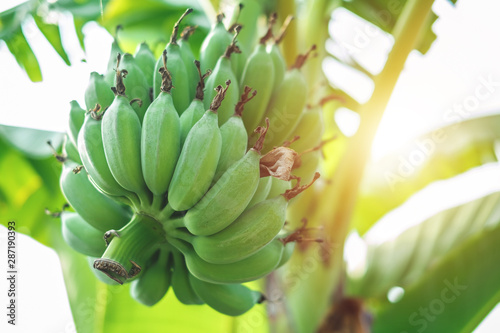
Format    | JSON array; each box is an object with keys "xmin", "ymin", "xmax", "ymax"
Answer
[
  {"xmin": 151, "ymin": 193, "xmax": 166, "ymax": 212},
  {"xmin": 166, "ymin": 236, "xmax": 191, "ymax": 256},
  {"xmin": 158, "ymin": 202, "xmax": 175, "ymax": 221},
  {"xmin": 94, "ymin": 214, "xmax": 166, "ymax": 284}
]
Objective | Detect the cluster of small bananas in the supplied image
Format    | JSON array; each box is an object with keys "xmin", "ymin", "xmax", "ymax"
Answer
[{"xmin": 56, "ymin": 5, "xmax": 324, "ymax": 316}]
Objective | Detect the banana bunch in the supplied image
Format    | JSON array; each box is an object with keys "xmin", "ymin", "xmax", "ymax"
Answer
[{"xmin": 56, "ymin": 5, "xmax": 326, "ymax": 316}]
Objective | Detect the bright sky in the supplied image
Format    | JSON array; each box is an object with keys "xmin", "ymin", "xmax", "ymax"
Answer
[{"xmin": 1, "ymin": 0, "xmax": 500, "ymax": 331}]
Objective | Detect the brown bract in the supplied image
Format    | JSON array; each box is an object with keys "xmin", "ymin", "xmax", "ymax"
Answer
[{"xmin": 259, "ymin": 146, "xmax": 298, "ymax": 180}]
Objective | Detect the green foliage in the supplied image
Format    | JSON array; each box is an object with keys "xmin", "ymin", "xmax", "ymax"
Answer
[
  {"xmin": 354, "ymin": 114, "xmax": 500, "ymax": 235},
  {"xmin": 372, "ymin": 219, "xmax": 500, "ymax": 333}
]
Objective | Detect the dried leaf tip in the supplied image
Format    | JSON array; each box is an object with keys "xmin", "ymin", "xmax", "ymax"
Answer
[
  {"xmin": 223, "ymin": 25, "xmax": 242, "ymax": 59},
  {"xmin": 170, "ymin": 8, "xmax": 193, "ymax": 45},
  {"xmin": 234, "ymin": 85, "xmax": 257, "ymax": 117},
  {"xmin": 180, "ymin": 25, "xmax": 197, "ymax": 41},
  {"xmin": 112, "ymin": 53, "xmax": 127, "ymax": 96},
  {"xmin": 259, "ymin": 12, "xmax": 278, "ymax": 44},
  {"xmin": 275, "ymin": 15, "xmax": 294, "ymax": 45},
  {"xmin": 195, "ymin": 60, "xmax": 211, "ymax": 100},
  {"xmin": 252, "ymin": 118, "xmax": 270, "ymax": 153},
  {"xmin": 209, "ymin": 80, "xmax": 231, "ymax": 112},
  {"xmin": 282, "ymin": 172, "xmax": 320, "ymax": 201},
  {"xmin": 47, "ymin": 140, "xmax": 66, "ymax": 163},
  {"xmin": 291, "ymin": 44, "xmax": 317, "ymax": 70},
  {"xmin": 159, "ymin": 50, "xmax": 173, "ymax": 93}
]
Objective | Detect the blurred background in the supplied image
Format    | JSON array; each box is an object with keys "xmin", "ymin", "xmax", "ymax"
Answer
[{"xmin": 1, "ymin": 0, "xmax": 500, "ymax": 332}]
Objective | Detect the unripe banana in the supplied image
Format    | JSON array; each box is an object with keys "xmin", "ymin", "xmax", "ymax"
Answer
[
  {"xmin": 133, "ymin": 42, "xmax": 156, "ymax": 90},
  {"xmin": 188, "ymin": 274, "xmax": 264, "ymax": 316},
  {"xmin": 63, "ymin": 135, "xmax": 81, "ymax": 164},
  {"xmin": 60, "ymin": 211, "xmax": 106, "ymax": 257},
  {"xmin": 212, "ymin": 86, "xmax": 255, "ymax": 182},
  {"xmin": 240, "ymin": 15, "xmax": 277, "ymax": 134},
  {"xmin": 141, "ymin": 51, "xmax": 181, "ymax": 203},
  {"xmin": 293, "ymin": 150, "xmax": 321, "ymax": 184},
  {"xmin": 171, "ymin": 250, "xmax": 204, "ymax": 305},
  {"xmin": 228, "ymin": 1, "xmax": 263, "ymax": 78},
  {"xmin": 178, "ymin": 26, "xmax": 199, "ymax": 102},
  {"xmin": 168, "ymin": 82, "xmax": 230, "ymax": 211},
  {"xmin": 203, "ymin": 27, "xmax": 241, "ymax": 126},
  {"xmin": 130, "ymin": 249, "xmax": 172, "ymax": 306},
  {"xmin": 101, "ymin": 54, "xmax": 151, "ymax": 206},
  {"xmin": 78, "ymin": 107, "xmax": 137, "ymax": 205},
  {"xmin": 117, "ymin": 53, "xmax": 151, "ymax": 122},
  {"xmin": 60, "ymin": 160, "xmax": 131, "ymax": 231},
  {"xmin": 289, "ymin": 105, "xmax": 323, "ymax": 153},
  {"xmin": 246, "ymin": 176, "xmax": 272, "ymax": 208},
  {"xmin": 189, "ymin": 173, "xmax": 320, "ymax": 264},
  {"xmin": 153, "ymin": 9, "xmax": 193, "ymax": 112},
  {"xmin": 261, "ymin": 46, "xmax": 316, "ymax": 152},
  {"xmin": 84, "ymin": 72, "xmax": 114, "ymax": 112},
  {"xmin": 199, "ymin": 14, "xmax": 233, "ymax": 74},
  {"xmin": 179, "ymin": 61, "xmax": 210, "ymax": 147},
  {"xmin": 183, "ymin": 120, "xmax": 268, "ymax": 236},
  {"xmin": 179, "ymin": 238, "xmax": 284, "ymax": 284},
  {"xmin": 276, "ymin": 241, "xmax": 295, "ymax": 269},
  {"xmin": 68, "ymin": 100, "xmax": 85, "ymax": 147},
  {"xmin": 267, "ymin": 177, "xmax": 292, "ymax": 199},
  {"xmin": 267, "ymin": 16, "xmax": 293, "ymax": 93}
]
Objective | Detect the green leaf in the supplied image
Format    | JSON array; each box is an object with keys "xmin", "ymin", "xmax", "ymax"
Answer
[
  {"xmin": 3, "ymin": 27, "xmax": 42, "ymax": 81},
  {"xmin": 348, "ymin": 164, "xmax": 500, "ymax": 298},
  {"xmin": 372, "ymin": 221, "xmax": 500, "ymax": 333},
  {"xmin": 0, "ymin": 124, "xmax": 64, "ymax": 158},
  {"xmin": 0, "ymin": 1, "xmax": 32, "ymax": 40},
  {"xmin": 353, "ymin": 113, "xmax": 500, "ymax": 235},
  {"xmin": 33, "ymin": 14, "xmax": 71, "ymax": 65}
]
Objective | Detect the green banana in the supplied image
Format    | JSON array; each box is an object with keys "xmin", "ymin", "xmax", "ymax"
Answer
[
  {"xmin": 293, "ymin": 150, "xmax": 321, "ymax": 184},
  {"xmin": 189, "ymin": 274, "xmax": 264, "ymax": 316},
  {"xmin": 212, "ymin": 86, "xmax": 254, "ymax": 182},
  {"xmin": 68, "ymin": 100, "xmax": 86, "ymax": 147},
  {"xmin": 199, "ymin": 13, "xmax": 233, "ymax": 74},
  {"xmin": 267, "ymin": 15, "xmax": 293, "ymax": 93},
  {"xmin": 175, "ymin": 238, "xmax": 284, "ymax": 284},
  {"xmin": 261, "ymin": 45, "xmax": 316, "ymax": 152},
  {"xmin": 288, "ymin": 105, "xmax": 323, "ymax": 153},
  {"xmin": 203, "ymin": 26, "xmax": 241, "ymax": 126},
  {"xmin": 183, "ymin": 120, "xmax": 268, "ymax": 236},
  {"xmin": 141, "ymin": 51, "xmax": 181, "ymax": 205},
  {"xmin": 171, "ymin": 250, "xmax": 204, "ymax": 305},
  {"xmin": 117, "ymin": 53, "xmax": 151, "ymax": 121},
  {"xmin": 276, "ymin": 241, "xmax": 295, "ymax": 269},
  {"xmin": 246, "ymin": 176, "xmax": 272, "ymax": 208},
  {"xmin": 78, "ymin": 107, "xmax": 137, "ymax": 206},
  {"xmin": 60, "ymin": 211, "xmax": 106, "ymax": 257},
  {"xmin": 59, "ymin": 160, "xmax": 131, "ymax": 231},
  {"xmin": 267, "ymin": 176, "xmax": 292, "ymax": 199},
  {"xmin": 168, "ymin": 82, "xmax": 230, "ymax": 211},
  {"xmin": 228, "ymin": 1, "xmax": 263, "ymax": 78},
  {"xmin": 101, "ymin": 54, "xmax": 151, "ymax": 206},
  {"xmin": 153, "ymin": 9, "xmax": 193, "ymax": 112},
  {"xmin": 133, "ymin": 42, "xmax": 156, "ymax": 91},
  {"xmin": 240, "ymin": 15, "xmax": 276, "ymax": 134},
  {"xmin": 63, "ymin": 135, "xmax": 81, "ymax": 164},
  {"xmin": 179, "ymin": 26, "xmax": 199, "ymax": 102},
  {"xmin": 84, "ymin": 72, "xmax": 114, "ymax": 112},
  {"xmin": 188, "ymin": 173, "xmax": 320, "ymax": 264},
  {"xmin": 179, "ymin": 60, "xmax": 210, "ymax": 147},
  {"xmin": 130, "ymin": 249, "xmax": 172, "ymax": 306}
]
